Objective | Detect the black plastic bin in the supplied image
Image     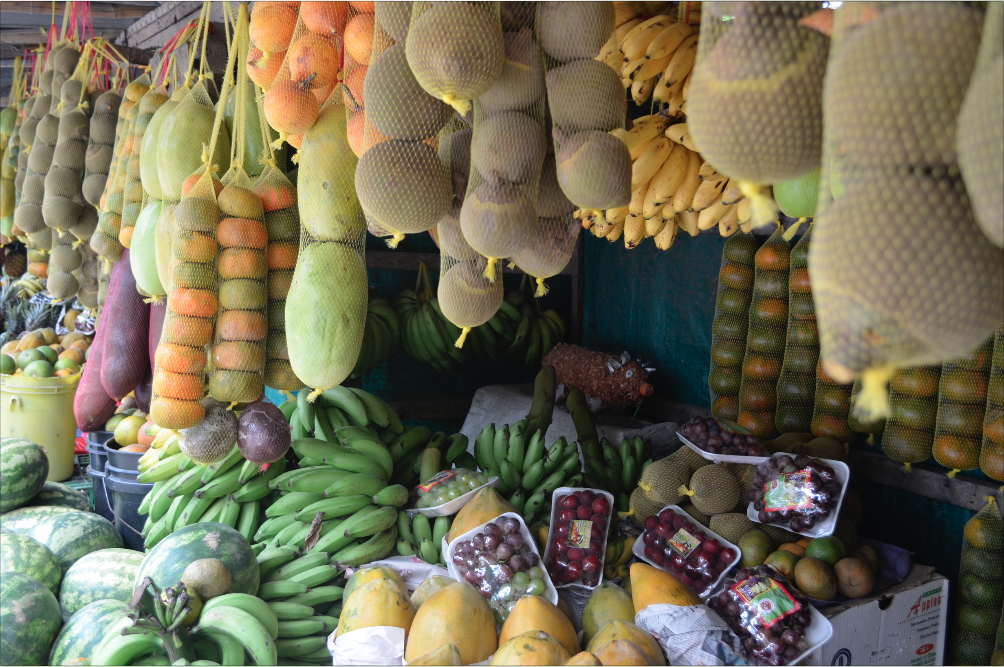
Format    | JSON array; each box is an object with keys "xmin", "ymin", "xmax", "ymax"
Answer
[
  {"xmin": 105, "ymin": 439, "xmax": 146, "ymax": 471},
  {"xmin": 86, "ymin": 465, "xmax": 115, "ymax": 525},
  {"xmin": 85, "ymin": 431, "xmax": 113, "ymax": 473},
  {"xmin": 103, "ymin": 474, "xmax": 154, "ymax": 551}
]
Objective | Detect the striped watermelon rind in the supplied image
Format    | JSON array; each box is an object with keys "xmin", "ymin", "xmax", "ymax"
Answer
[
  {"xmin": 0, "ymin": 532, "xmax": 62, "ymax": 596},
  {"xmin": 26, "ymin": 482, "xmax": 92, "ymax": 512},
  {"xmin": 49, "ymin": 599, "xmax": 131, "ymax": 666},
  {"xmin": 135, "ymin": 522, "xmax": 259, "ymax": 596},
  {"xmin": 58, "ymin": 548, "xmax": 144, "ymax": 621},
  {"xmin": 0, "ymin": 571, "xmax": 62, "ymax": 666},
  {"xmin": 0, "ymin": 506, "xmax": 84, "ymax": 535},
  {"xmin": 26, "ymin": 512, "xmax": 123, "ymax": 576},
  {"xmin": 0, "ymin": 438, "xmax": 50, "ymax": 512}
]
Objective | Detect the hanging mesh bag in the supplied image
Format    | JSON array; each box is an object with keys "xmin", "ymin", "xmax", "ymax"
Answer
[
  {"xmin": 774, "ymin": 228, "xmax": 818, "ymax": 434},
  {"xmin": 100, "ymin": 248, "xmax": 151, "ymax": 400},
  {"xmin": 156, "ymin": 80, "xmax": 231, "ymax": 203},
  {"xmin": 957, "ymin": 2, "xmax": 1003, "ymax": 248},
  {"xmin": 950, "ymin": 496, "xmax": 1004, "ymax": 666},
  {"xmin": 14, "ymin": 92, "xmax": 61, "ymax": 236},
  {"xmin": 809, "ymin": 362, "xmax": 854, "ymax": 444},
  {"xmin": 932, "ymin": 336, "xmax": 994, "ymax": 477},
  {"xmin": 981, "ymin": 327, "xmax": 1004, "ymax": 483},
  {"xmin": 82, "ymin": 90, "xmax": 121, "ymax": 206},
  {"xmin": 709, "ymin": 233, "xmax": 758, "ymax": 422},
  {"xmin": 509, "ymin": 215, "xmax": 579, "ymax": 298},
  {"xmin": 119, "ymin": 86, "xmax": 168, "ymax": 248},
  {"xmin": 810, "ymin": 2, "xmax": 1003, "ymax": 417}
]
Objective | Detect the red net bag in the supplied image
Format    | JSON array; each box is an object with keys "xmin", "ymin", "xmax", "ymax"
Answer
[
  {"xmin": 74, "ymin": 257, "xmax": 121, "ymax": 431},
  {"xmin": 100, "ymin": 248, "xmax": 151, "ymax": 400}
]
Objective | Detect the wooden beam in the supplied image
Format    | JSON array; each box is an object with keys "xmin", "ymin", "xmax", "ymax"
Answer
[
  {"xmin": 125, "ymin": 1, "xmax": 202, "ymax": 49},
  {"xmin": 0, "ymin": 2, "xmax": 152, "ymax": 20},
  {"xmin": 0, "ymin": 29, "xmax": 122, "ymax": 46}
]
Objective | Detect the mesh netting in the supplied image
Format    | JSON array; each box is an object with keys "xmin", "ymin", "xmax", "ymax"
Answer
[
  {"xmin": 932, "ymin": 336, "xmax": 994, "ymax": 476},
  {"xmin": 156, "ymin": 80, "xmax": 231, "ymax": 203},
  {"xmin": 100, "ymin": 248, "xmax": 151, "ymax": 400},
  {"xmin": 82, "ymin": 91, "xmax": 120, "ymax": 206},
  {"xmin": 120, "ymin": 88, "xmax": 168, "ymax": 248},
  {"xmin": 709, "ymin": 233, "xmax": 757, "ymax": 422},
  {"xmin": 688, "ymin": 1, "xmax": 827, "ymax": 224},
  {"xmin": 774, "ymin": 229, "xmax": 818, "ymax": 434},
  {"xmin": 736, "ymin": 226, "xmax": 789, "ymax": 439},
  {"xmin": 810, "ymin": 2, "xmax": 1003, "ymax": 417},
  {"xmin": 880, "ymin": 366, "xmax": 941, "ymax": 470},
  {"xmin": 950, "ymin": 496, "xmax": 1003, "ymax": 666},
  {"xmin": 982, "ymin": 327, "xmax": 1004, "ymax": 483},
  {"xmin": 14, "ymin": 98, "xmax": 59, "ymax": 236},
  {"xmin": 810, "ymin": 364, "xmax": 853, "ymax": 443},
  {"xmin": 47, "ymin": 230, "xmax": 80, "ymax": 301}
]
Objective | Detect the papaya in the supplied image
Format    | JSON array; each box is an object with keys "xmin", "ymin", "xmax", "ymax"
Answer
[
  {"xmin": 405, "ymin": 582, "xmax": 497, "ymax": 665},
  {"xmin": 565, "ymin": 652, "xmax": 602, "ymax": 666},
  {"xmin": 581, "ymin": 583, "xmax": 635, "ymax": 646},
  {"xmin": 343, "ymin": 565, "xmax": 408, "ymax": 602},
  {"xmin": 130, "ymin": 200, "xmax": 164, "ymax": 298},
  {"xmin": 337, "ymin": 577, "xmax": 414, "ymax": 639},
  {"xmin": 286, "ymin": 241, "xmax": 367, "ymax": 393},
  {"xmin": 491, "ymin": 631, "xmax": 571, "ymax": 666},
  {"xmin": 408, "ymin": 644, "xmax": 464, "ymax": 666},
  {"xmin": 410, "ymin": 575, "xmax": 456, "ymax": 609},
  {"xmin": 447, "ymin": 487, "xmax": 516, "ymax": 544},
  {"xmin": 156, "ymin": 86, "xmax": 231, "ymax": 201},
  {"xmin": 298, "ymin": 104, "xmax": 364, "ymax": 242},
  {"xmin": 139, "ymin": 99, "xmax": 177, "ymax": 200},
  {"xmin": 500, "ymin": 596, "xmax": 580, "ymax": 657},
  {"xmin": 629, "ymin": 563, "xmax": 700, "ymax": 614},
  {"xmin": 594, "ymin": 640, "xmax": 655, "ymax": 666},
  {"xmin": 585, "ymin": 620, "xmax": 666, "ymax": 666}
]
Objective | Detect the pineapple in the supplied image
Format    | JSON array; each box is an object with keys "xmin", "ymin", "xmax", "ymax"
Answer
[
  {"xmin": 23, "ymin": 300, "xmax": 52, "ymax": 333},
  {"xmin": 3, "ymin": 245, "xmax": 26, "ymax": 278}
]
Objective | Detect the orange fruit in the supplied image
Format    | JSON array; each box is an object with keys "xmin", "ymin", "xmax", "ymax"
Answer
[
  {"xmin": 288, "ymin": 33, "xmax": 341, "ymax": 92},
  {"xmin": 119, "ymin": 225, "xmax": 134, "ymax": 248},
  {"xmin": 174, "ymin": 230, "xmax": 219, "ymax": 263},
  {"xmin": 119, "ymin": 444, "xmax": 149, "ymax": 452},
  {"xmin": 58, "ymin": 348, "xmax": 85, "ymax": 365},
  {"xmin": 344, "ymin": 13, "xmax": 375, "ymax": 65},
  {"xmin": 217, "ymin": 218, "xmax": 268, "ymax": 249},
  {"xmin": 54, "ymin": 369, "xmax": 73, "ymax": 377},
  {"xmin": 153, "ymin": 369, "xmax": 204, "ymax": 400},
  {"xmin": 156, "ymin": 344, "xmax": 207, "ymax": 374},
  {"xmin": 755, "ymin": 245, "xmax": 790, "ymax": 271},
  {"xmin": 342, "ymin": 66, "xmax": 366, "ymax": 109},
  {"xmin": 247, "ymin": 47, "xmax": 283, "ymax": 89},
  {"xmin": 212, "ymin": 341, "xmax": 267, "ymax": 371},
  {"xmin": 266, "ymin": 242, "xmax": 298, "ymax": 270},
  {"xmin": 168, "ymin": 288, "xmax": 220, "ymax": 318},
  {"xmin": 218, "ymin": 248, "xmax": 268, "ymax": 280},
  {"xmin": 267, "ymin": 270, "xmax": 294, "ymax": 300},
  {"xmin": 255, "ymin": 180, "xmax": 297, "ymax": 213},
  {"xmin": 151, "ymin": 396, "xmax": 205, "ymax": 430},
  {"xmin": 264, "ymin": 80, "xmax": 320, "ymax": 136},
  {"xmin": 250, "ymin": 2, "xmax": 297, "ymax": 53},
  {"xmin": 217, "ymin": 311, "xmax": 268, "ymax": 342},
  {"xmin": 300, "ymin": 1, "xmax": 348, "ymax": 35},
  {"xmin": 161, "ymin": 315, "xmax": 215, "ymax": 347}
]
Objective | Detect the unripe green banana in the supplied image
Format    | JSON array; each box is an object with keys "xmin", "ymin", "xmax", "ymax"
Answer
[
  {"xmin": 372, "ymin": 484, "xmax": 409, "ymax": 507},
  {"xmin": 200, "ymin": 594, "xmax": 279, "ymax": 641},
  {"xmin": 197, "ymin": 606, "xmax": 278, "ymax": 666},
  {"xmin": 507, "ymin": 429, "xmax": 525, "ymax": 471},
  {"xmin": 275, "ymin": 636, "xmax": 328, "ymax": 658},
  {"xmin": 419, "ymin": 448, "xmax": 442, "ymax": 484},
  {"xmin": 264, "ymin": 492, "xmax": 325, "ymax": 518},
  {"xmin": 542, "ymin": 438, "xmax": 567, "ymax": 474},
  {"xmin": 258, "ymin": 580, "xmax": 310, "ymax": 600},
  {"xmin": 285, "ymin": 468, "xmax": 353, "ymax": 493},
  {"xmin": 322, "ymin": 472, "xmax": 387, "ymax": 498},
  {"xmin": 412, "ymin": 513, "xmax": 432, "ymax": 543},
  {"xmin": 293, "ymin": 494, "xmax": 372, "ymax": 522},
  {"xmin": 444, "ymin": 433, "xmax": 469, "ymax": 463},
  {"xmin": 236, "ymin": 500, "xmax": 261, "ymax": 542},
  {"xmin": 308, "ymin": 505, "xmax": 382, "ymax": 553},
  {"xmin": 521, "ymin": 430, "xmax": 545, "ymax": 474},
  {"xmin": 521, "ymin": 459, "xmax": 545, "ymax": 491},
  {"xmin": 264, "ymin": 552, "xmax": 331, "ymax": 583},
  {"xmin": 493, "ymin": 425, "xmax": 509, "ymax": 472},
  {"xmin": 256, "ymin": 546, "xmax": 298, "ymax": 578},
  {"xmin": 289, "ymin": 564, "xmax": 341, "ymax": 588},
  {"xmin": 282, "ymin": 586, "xmax": 344, "ymax": 608},
  {"xmin": 256, "ymin": 514, "xmax": 300, "ymax": 542},
  {"xmin": 397, "ymin": 509, "xmax": 415, "ymax": 544},
  {"xmin": 268, "ymin": 601, "xmax": 316, "ymax": 620},
  {"xmin": 277, "ymin": 618, "xmax": 326, "ymax": 638},
  {"xmin": 330, "ymin": 527, "xmax": 398, "ymax": 566},
  {"xmin": 500, "ymin": 458, "xmax": 521, "ymax": 488},
  {"xmin": 432, "ymin": 515, "xmax": 451, "ymax": 547}
]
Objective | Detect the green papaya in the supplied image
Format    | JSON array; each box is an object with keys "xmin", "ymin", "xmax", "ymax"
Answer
[
  {"xmin": 156, "ymin": 84, "xmax": 230, "ymax": 201},
  {"xmin": 297, "ymin": 104, "xmax": 364, "ymax": 242},
  {"xmin": 130, "ymin": 199, "xmax": 164, "ymax": 297},
  {"xmin": 140, "ymin": 99, "xmax": 176, "ymax": 200},
  {"xmin": 224, "ymin": 80, "xmax": 283, "ymax": 178}
]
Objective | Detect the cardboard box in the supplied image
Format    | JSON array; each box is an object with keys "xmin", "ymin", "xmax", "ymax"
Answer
[{"xmin": 809, "ymin": 565, "xmax": 949, "ymax": 666}]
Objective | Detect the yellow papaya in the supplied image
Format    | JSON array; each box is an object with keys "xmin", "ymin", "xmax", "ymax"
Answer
[
  {"xmin": 581, "ymin": 582, "xmax": 636, "ymax": 645},
  {"xmin": 298, "ymin": 103, "xmax": 364, "ymax": 242},
  {"xmin": 408, "ymin": 643, "xmax": 464, "ymax": 665},
  {"xmin": 629, "ymin": 562, "xmax": 701, "ymax": 614},
  {"xmin": 500, "ymin": 596, "xmax": 580, "ymax": 656},
  {"xmin": 405, "ymin": 582, "xmax": 496, "ymax": 665},
  {"xmin": 491, "ymin": 631, "xmax": 571, "ymax": 666},
  {"xmin": 337, "ymin": 577, "xmax": 415, "ymax": 639},
  {"xmin": 447, "ymin": 487, "xmax": 516, "ymax": 544},
  {"xmin": 585, "ymin": 621, "xmax": 666, "ymax": 666}
]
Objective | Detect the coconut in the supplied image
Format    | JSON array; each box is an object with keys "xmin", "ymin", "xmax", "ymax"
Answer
[
  {"xmin": 365, "ymin": 44, "xmax": 453, "ymax": 141},
  {"xmin": 47, "ymin": 271, "xmax": 79, "ymax": 300},
  {"xmin": 537, "ymin": 2, "xmax": 614, "ymax": 62},
  {"xmin": 479, "ymin": 29, "xmax": 545, "ymax": 114},
  {"xmin": 459, "ymin": 181, "xmax": 536, "ymax": 263},
  {"xmin": 375, "ymin": 2, "xmax": 413, "ymax": 43},
  {"xmin": 50, "ymin": 245, "xmax": 82, "ymax": 272},
  {"xmin": 53, "ymin": 46, "xmax": 80, "ymax": 75},
  {"xmin": 237, "ymin": 400, "xmax": 292, "ymax": 468},
  {"xmin": 355, "ymin": 140, "xmax": 452, "ymax": 235},
  {"xmin": 545, "ymin": 60, "xmax": 624, "ymax": 134},
  {"xmin": 554, "ymin": 129, "xmax": 631, "ymax": 210},
  {"xmin": 438, "ymin": 262, "xmax": 504, "ymax": 329},
  {"xmin": 510, "ymin": 217, "xmax": 579, "ymax": 293},
  {"xmin": 470, "ymin": 111, "xmax": 545, "ymax": 185}
]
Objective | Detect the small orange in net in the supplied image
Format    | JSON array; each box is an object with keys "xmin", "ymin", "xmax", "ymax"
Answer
[
  {"xmin": 267, "ymin": 270, "xmax": 294, "ymax": 300},
  {"xmin": 212, "ymin": 341, "xmax": 267, "ymax": 372},
  {"xmin": 255, "ymin": 180, "xmax": 297, "ymax": 212},
  {"xmin": 161, "ymin": 316, "xmax": 215, "ymax": 347},
  {"xmin": 217, "ymin": 311, "xmax": 268, "ymax": 342},
  {"xmin": 250, "ymin": 2, "xmax": 297, "ymax": 54},
  {"xmin": 156, "ymin": 344, "xmax": 207, "ymax": 374},
  {"xmin": 344, "ymin": 13, "xmax": 375, "ymax": 65},
  {"xmin": 218, "ymin": 248, "xmax": 268, "ymax": 280},
  {"xmin": 119, "ymin": 225, "xmax": 134, "ymax": 248},
  {"xmin": 288, "ymin": 33, "xmax": 341, "ymax": 92},
  {"xmin": 218, "ymin": 218, "xmax": 268, "ymax": 249},
  {"xmin": 247, "ymin": 47, "xmax": 283, "ymax": 89},
  {"xmin": 153, "ymin": 369, "xmax": 204, "ymax": 400},
  {"xmin": 266, "ymin": 242, "xmax": 298, "ymax": 270},
  {"xmin": 301, "ymin": 1, "xmax": 349, "ymax": 36},
  {"xmin": 264, "ymin": 80, "xmax": 321, "ymax": 136},
  {"xmin": 173, "ymin": 230, "xmax": 219, "ymax": 263},
  {"xmin": 169, "ymin": 288, "xmax": 220, "ymax": 319},
  {"xmin": 342, "ymin": 66, "xmax": 366, "ymax": 109},
  {"xmin": 151, "ymin": 396, "xmax": 205, "ymax": 430},
  {"xmin": 347, "ymin": 111, "xmax": 366, "ymax": 157},
  {"xmin": 182, "ymin": 173, "xmax": 223, "ymax": 198}
]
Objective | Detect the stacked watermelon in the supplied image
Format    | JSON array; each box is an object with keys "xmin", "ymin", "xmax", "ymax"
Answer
[
  {"xmin": 0, "ymin": 571, "xmax": 62, "ymax": 666},
  {"xmin": 58, "ymin": 548, "xmax": 144, "ymax": 621},
  {"xmin": 0, "ymin": 438, "xmax": 49, "ymax": 512},
  {"xmin": 49, "ymin": 599, "xmax": 132, "ymax": 666}
]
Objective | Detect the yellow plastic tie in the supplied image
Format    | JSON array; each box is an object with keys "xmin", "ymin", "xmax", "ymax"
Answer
[
  {"xmin": 782, "ymin": 217, "xmax": 807, "ymax": 241},
  {"xmin": 947, "ymin": 469, "xmax": 959, "ymax": 478},
  {"xmin": 903, "ymin": 462, "xmax": 912, "ymax": 473},
  {"xmin": 483, "ymin": 257, "xmax": 499, "ymax": 282},
  {"xmin": 856, "ymin": 365, "xmax": 896, "ymax": 420},
  {"xmin": 455, "ymin": 327, "xmax": 471, "ymax": 348},
  {"xmin": 738, "ymin": 181, "xmax": 779, "ymax": 229},
  {"xmin": 534, "ymin": 277, "xmax": 549, "ymax": 297},
  {"xmin": 617, "ymin": 509, "xmax": 635, "ymax": 520},
  {"xmin": 678, "ymin": 485, "xmax": 695, "ymax": 497},
  {"xmin": 638, "ymin": 481, "xmax": 651, "ymax": 493},
  {"xmin": 386, "ymin": 233, "xmax": 405, "ymax": 249},
  {"xmin": 227, "ymin": 401, "xmax": 238, "ymax": 411},
  {"xmin": 271, "ymin": 132, "xmax": 288, "ymax": 150},
  {"xmin": 507, "ymin": 262, "xmax": 516, "ymax": 270},
  {"xmin": 307, "ymin": 388, "xmax": 323, "ymax": 402},
  {"xmin": 290, "ymin": 150, "xmax": 300, "ymax": 165},
  {"xmin": 441, "ymin": 94, "xmax": 471, "ymax": 116},
  {"xmin": 283, "ymin": 391, "xmax": 295, "ymax": 402}
]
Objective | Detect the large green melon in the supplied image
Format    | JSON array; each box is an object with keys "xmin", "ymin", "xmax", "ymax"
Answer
[
  {"xmin": 134, "ymin": 522, "xmax": 259, "ymax": 595},
  {"xmin": 26, "ymin": 512, "xmax": 123, "ymax": 575},
  {"xmin": 49, "ymin": 599, "xmax": 131, "ymax": 666},
  {"xmin": 0, "ymin": 571, "xmax": 62, "ymax": 665},
  {"xmin": 24, "ymin": 482, "xmax": 92, "ymax": 512},
  {"xmin": 0, "ymin": 506, "xmax": 83, "ymax": 534},
  {"xmin": 58, "ymin": 548, "xmax": 144, "ymax": 621},
  {"xmin": 0, "ymin": 437, "xmax": 49, "ymax": 512},
  {"xmin": 0, "ymin": 532, "xmax": 62, "ymax": 595}
]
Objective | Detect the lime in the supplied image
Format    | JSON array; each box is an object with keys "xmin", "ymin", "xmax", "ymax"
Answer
[
  {"xmin": 16, "ymin": 348, "xmax": 44, "ymax": 370},
  {"xmin": 35, "ymin": 345, "xmax": 57, "ymax": 364},
  {"xmin": 23, "ymin": 359, "xmax": 55, "ymax": 378},
  {"xmin": 54, "ymin": 358, "xmax": 81, "ymax": 374},
  {"xmin": 0, "ymin": 354, "xmax": 14, "ymax": 375},
  {"xmin": 805, "ymin": 536, "xmax": 847, "ymax": 567}
]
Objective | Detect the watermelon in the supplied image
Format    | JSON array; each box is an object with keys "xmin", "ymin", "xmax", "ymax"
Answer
[
  {"xmin": 0, "ymin": 506, "xmax": 83, "ymax": 535},
  {"xmin": 58, "ymin": 548, "xmax": 144, "ymax": 621},
  {"xmin": 49, "ymin": 599, "xmax": 131, "ymax": 666},
  {"xmin": 25, "ymin": 482, "xmax": 92, "ymax": 512},
  {"xmin": 135, "ymin": 522, "xmax": 259, "ymax": 595},
  {"xmin": 0, "ymin": 571, "xmax": 62, "ymax": 665},
  {"xmin": 0, "ymin": 438, "xmax": 49, "ymax": 512},
  {"xmin": 0, "ymin": 532, "xmax": 62, "ymax": 596},
  {"xmin": 26, "ymin": 512, "xmax": 123, "ymax": 576}
]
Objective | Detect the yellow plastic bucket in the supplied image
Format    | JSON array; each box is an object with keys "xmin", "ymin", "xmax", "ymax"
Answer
[{"xmin": 1, "ymin": 372, "xmax": 81, "ymax": 481}]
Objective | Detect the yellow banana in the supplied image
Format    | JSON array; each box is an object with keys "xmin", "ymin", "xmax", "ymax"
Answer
[
  {"xmin": 719, "ymin": 205, "xmax": 740, "ymax": 237},
  {"xmin": 648, "ymin": 143, "xmax": 689, "ymax": 204},
  {"xmin": 645, "ymin": 22, "xmax": 694, "ymax": 60},
  {"xmin": 652, "ymin": 69, "xmax": 686, "ymax": 108},
  {"xmin": 667, "ymin": 82, "xmax": 686, "ymax": 117},
  {"xmin": 623, "ymin": 213, "xmax": 646, "ymax": 249},
  {"xmin": 661, "ymin": 35, "xmax": 699, "ymax": 88},
  {"xmin": 665, "ymin": 122, "xmax": 698, "ymax": 152},
  {"xmin": 642, "ymin": 179, "xmax": 665, "ymax": 220},
  {"xmin": 622, "ymin": 16, "xmax": 674, "ymax": 61},
  {"xmin": 679, "ymin": 209, "xmax": 700, "ymax": 237},
  {"xmin": 699, "ymin": 161, "xmax": 720, "ymax": 181},
  {"xmin": 737, "ymin": 197, "xmax": 752, "ymax": 225},
  {"xmin": 740, "ymin": 220, "xmax": 754, "ymax": 233},
  {"xmin": 621, "ymin": 57, "xmax": 642, "ymax": 79},
  {"xmin": 682, "ymin": 71, "xmax": 692, "ymax": 101},
  {"xmin": 615, "ymin": 17, "xmax": 644, "ymax": 45},
  {"xmin": 621, "ymin": 116, "xmax": 666, "ymax": 152},
  {"xmin": 692, "ymin": 174, "xmax": 728, "ymax": 211},
  {"xmin": 663, "ymin": 195, "xmax": 677, "ymax": 219},
  {"xmin": 614, "ymin": 2, "xmax": 640, "ymax": 27},
  {"xmin": 591, "ymin": 218, "xmax": 611, "ymax": 237},
  {"xmin": 654, "ymin": 217, "xmax": 679, "ymax": 250},
  {"xmin": 722, "ymin": 179, "xmax": 743, "ymax": 206},
  {"xmin": 698, "ymin": 194, "xmax": 730, "ymax": 230},
  {"xmin": 629, "ymin": 179, "xmax": 650, "ymax": 215},
  {"xmin": 673, "ymin": 151, "xmax": 703, "ymax": 212},
  {"xmin": 618, "ymin": 537, "xmax": 637, "ymax": 565},
  {"xmin": 628, "ymin": 53, "xmax": 672, "ymax": 82},
  {"xmin": 632, "ymin": 137, "xmax": 673, "ymax": 187},
  {"xmin": 606, "ymin": 205, "xmax": 629, "ymax": 225},
  {"xmin": 606, "ymin": 219, "xmax": 625, "ymax": 242},
  {"xmin": 631, "ymin": 76, "xmax": 655, "ymax": 105},
  {"xmin": 646, "ymin": 213, "xmax": 668, "ymax": 238},
  {"xmin": 598, "ymin": 33, "xmax": 622, "ymax": 71}
]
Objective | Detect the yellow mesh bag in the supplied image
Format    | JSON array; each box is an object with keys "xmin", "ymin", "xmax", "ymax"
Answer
[
  {"xmin": 83, "ymin": 90, "xmax": 121, "ymax": 206},
  {"xmin": 982, "ymin": 327, "xmax": 1004, "ymax": 482},
  {"xmin": 156, "ymin": 80, "xmax": 231, "ymax": 202},
  {"xmin": 957, "ymin": 2, "xmax": 1003, "ymax": 248},
  {"xmin": 811, "ymin": 2, "xmax": 1004, "ymax": 418},
  {"xmin": 539, "ymin": 2, "xmax": 629, "ymax": 215},
  {"xmin": 932, "ymin": 336, "xmax": 994, "ymax": 477},
  {"xmin": 14, "ymin": 75, "xmax": 65, "ymax": 237},
  {"xmin": 688, "ymin": 2, "xmax": 828, "ymax": 224},
  {"xmin": 47, "ymin": 229, "xmax": 80, "ymax": 301},
  {"xmin": 709, "ymin": 233, "xmax": 757, "ymax": 422},
  {"xmin": 774, "ymin": 229, "xmax": 818, "ymax": 434},
  {"xmin": 879, "ymin": 366, "xmax": 941, "ymax": 471},
  {"xmin": 120, "ymin": 87, "xmax": 168, "ymax": 248},
  {"xmin": 950, "ymin": 496, "xmax": 1004, "ymax": 666}
]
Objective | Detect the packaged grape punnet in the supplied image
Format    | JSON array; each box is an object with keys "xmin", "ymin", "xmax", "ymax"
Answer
[
  {"xmin": 678, "ymin": 415, "xmax": 771, "ymax": 465},
  {"xmin": 708, "ymin": 564, "xmax": 833, "ymax": 666},
  {"xmin": 540, "ymin": 488, "xmax": 615, "ymax": 590},
  {"xmin": 406, "ymin": 468, "xmax": 499, "ymax": 518},
  {"xmin": 632, "ymin": 504, "xmax": 741, "ymax": 597},
  {"xmin": 746, "ymin": 452, "xmax": 850, "ymax": 539},
  {"xmin": 444, "ymin": 512, "xmax": 558, "ymax": 626}
]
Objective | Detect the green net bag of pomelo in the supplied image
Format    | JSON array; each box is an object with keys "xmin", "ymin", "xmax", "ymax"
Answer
[
  {"xmin": 950, "ymin": 496, "xmax": 1004, "ymax": 666},
  {"xmin": 957, "ymin": 1, "xmax": 1003, "ymax": 249},
  {"xmin": 206, "ymin": 3, "xmax": 270, "ymax": 407},
  {"xmin": 538, "ymin": 2, "xmax": 630, "ymax": 217},
  {"xmin": 810, "ymin": 2, "xmax": 1003, "ymax": 420},
  {"xmin": 688, "ymin": 1, "xmax": 829, "ymax": 227},
  {"xmin": 735, "ymin": 225, "xmax": 790, "ymax": 439},
  {"xmin": 709, "ymin": 233, "xmax": 757, "ymax": 422},
  {"xmin": 932, "ymin": 335, "xmax": 994, "ymax": 477},
  {"xmin": 809, "ymin": 364, "xmax": 853, "ymax": 444},
  {"xmin": 774, "ymin": 228, "xmax": 819, "ymax": 434},
  {"xmin": 981, "ymin": 327, "xmax": 1004, "ymax": 483},
  {"xmin": 879, "ymin": 366, "xmax": 941, "ymax": 471}
]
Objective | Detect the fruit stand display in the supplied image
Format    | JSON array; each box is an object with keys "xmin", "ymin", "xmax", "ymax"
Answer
[{"xmin": 1, "ymin": 1, "xmax": 1003, "ymax": 667}]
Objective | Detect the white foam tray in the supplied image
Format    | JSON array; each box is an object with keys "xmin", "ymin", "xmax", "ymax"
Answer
[
  {"xmin": 405, "ymin": 475, "xmax": 498, "ymax": 518},
  {"xmin": 678, "ymin": 432, "xmax": 770, "ymax": 465},
  {"xmin": 540, "ymin": 487, "xmax": 615, "ymax": 591}
]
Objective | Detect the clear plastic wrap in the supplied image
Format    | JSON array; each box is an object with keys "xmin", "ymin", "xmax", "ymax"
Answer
[{"xmin": 748, "ymin": 452, "xmax": 849, "ymax": 537}]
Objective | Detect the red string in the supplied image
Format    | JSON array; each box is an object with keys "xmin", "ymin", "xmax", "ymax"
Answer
[{"xmin": 43, "ymin": 22, "xmax": 57, "ymax": 69}]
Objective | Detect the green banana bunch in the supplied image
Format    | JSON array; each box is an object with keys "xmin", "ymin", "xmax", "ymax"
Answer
[
  {"xmin": 581, "ymin": 436, "xmax": 652, "ymax": 513},
  {"xmin": 396, "ymin": 512, "xmax": 452, "ymax": 566},
  {"xmin": 280, "ymin": 385, "xmax": 404, "ymax": 443},
  {"xmin": 502, "ymin": 291, "xmax": 566, "ymax": 368},
  {"xmin": 351, "ymin": 297, "xmax": 400, "ymax": 379}
]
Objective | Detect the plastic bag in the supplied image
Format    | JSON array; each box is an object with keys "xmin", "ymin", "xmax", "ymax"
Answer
[
  {"xmin": 750, "ymin": 453, "xmax": 844, "ymax": 535},
  {"xmin": 950, "ymin": 496, "xmax": 1004, "ymax": 666}
]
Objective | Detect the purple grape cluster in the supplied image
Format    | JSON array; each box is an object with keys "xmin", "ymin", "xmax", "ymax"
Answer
[
  {"xmin": 709, "ymin": 565, "xmax": 812, "ymax": 666},
  {"xmin": 750, "ymin": 455, "xmax": 840, "ymax": 532},
  {"xmin": 681, "ymin": 416, "xmax": 762, "ymax": 456},
  {"xmin": 641, "ymin": 507, "xmax": 739, "ymax": 595}
]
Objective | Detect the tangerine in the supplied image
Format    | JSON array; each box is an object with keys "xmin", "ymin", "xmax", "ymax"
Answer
[
  {"xmin": 156, "ymin": 344, "xmax": 206, "ymax": 374},
  {"xmin": 168, "ymin": 288, "xmax": 219, "ymax": 319},
  {"xmin": 217, "ymin": 311, "xmax": 268, "ymax": 342},
  {"xmin": 153, "ymin": 369, "xmax": 204, "ymax": 400},
  {"xmin": 342, "ymin": 66, "xmax": 366, "ymax": 109},
  {"xmin": 266, "ymin": 242, "xmax": 298, "ymax": 270},
  {"xmin": 217, "ymin": 218, "xmax": 268, "ymax": 249},
  {"xmin": 264, "ymin": 80, "xmax": 320, "ymax": 136},
  {"xmin": 301, "ymin": 1, "xmax": 349, "ymax": 36},
  {"xmin": 218, "ymin": 248, "xmax": 268, "ymax": 280},
  {"xmin": 255, "ymin": 180, "xmax": 296, "ymax": 213},
  {"xmin": 344, "ymin": 13, "xmax": 375, "ymax": 65},
  {"xmin": 755, "ymin": 243, "xmax": 790, "ymax": 271}
]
